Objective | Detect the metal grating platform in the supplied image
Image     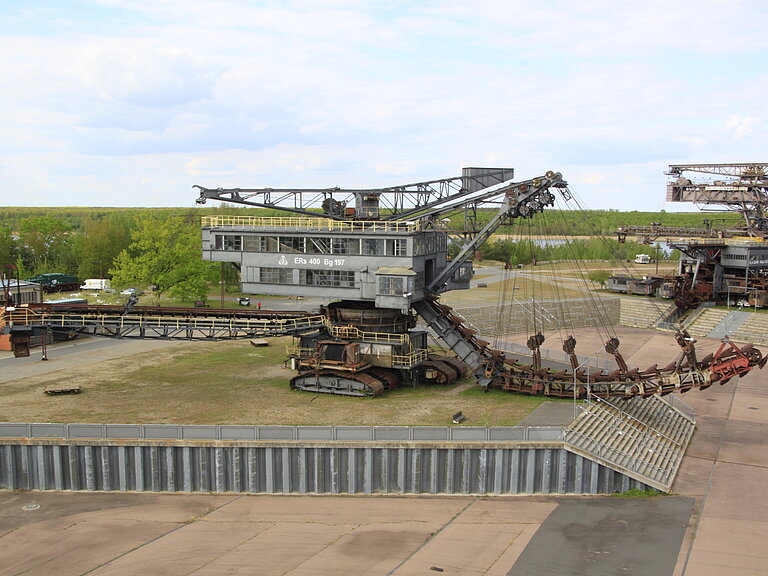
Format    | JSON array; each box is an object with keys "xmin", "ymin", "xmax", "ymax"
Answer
[{"xmin": 563, "ymin": 395, "xmax": 695, "ymax": 492}]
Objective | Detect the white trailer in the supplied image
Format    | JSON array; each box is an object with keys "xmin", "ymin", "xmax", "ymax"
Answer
[{"xmin": 634, "ymin": 254, "xmax": 651, "ymax": 264}]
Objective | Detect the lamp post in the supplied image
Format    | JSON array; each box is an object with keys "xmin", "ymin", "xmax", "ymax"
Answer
[{"xmin": 41, "ymin": 325, "xmax": 48, "ymax": 361}]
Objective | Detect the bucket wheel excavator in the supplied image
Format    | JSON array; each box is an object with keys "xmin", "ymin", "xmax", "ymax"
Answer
[
  {"xmin": 617, "ymin": 163, "xmax": 768, "ymax": 309},
  {"xmin": 3, "ymin": 167, "xmax": 764, "ymax": 398},
  {"xmin": 192, "ymin": 167, "xmax": 765, "ymax": 398}
]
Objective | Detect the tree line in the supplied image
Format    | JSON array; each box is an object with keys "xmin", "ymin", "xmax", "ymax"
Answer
[
  {"xmin": 0, "ymin": 209, "xmax": 223, "ymax": 301},
  {"xmin": 1, "ymin": 207, "xmax": 708, "ymax": 301},
  {"xmin": 471, "ymin": 237, "xmax": 676, "ymax": 267},
  {"xmin": 446, "ymin": 208, "xmax": 742, "ymax": 237}
]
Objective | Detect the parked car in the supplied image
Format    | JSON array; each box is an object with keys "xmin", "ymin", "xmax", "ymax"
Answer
[{"xmin": 120, "ymin": 288, "xmax": 141, "ymax": 296}]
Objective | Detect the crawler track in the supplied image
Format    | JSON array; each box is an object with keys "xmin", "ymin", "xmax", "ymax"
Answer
[{"xmin": 290, "ymin": 370, "xmax": 387, "ymax": 397}]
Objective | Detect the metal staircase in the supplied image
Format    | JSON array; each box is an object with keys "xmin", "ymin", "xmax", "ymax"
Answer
[{"xmin": 563, "ymin": 395, "xmax": 695, "ymax": 492}]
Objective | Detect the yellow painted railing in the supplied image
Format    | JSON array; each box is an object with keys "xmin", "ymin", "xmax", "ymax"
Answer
[
  {"xmin": 391, "ymin": 350, "xmax": 428, "ymax": 367},
  {"xmin": 201, "ymin": 215, "xmax": 420, "ymax": 233},
  {"xmin": 285, "ymin": 346, "xmax": 315, "ymax": 358},
  {"xmin": 329, "ymin": 325, "xmax": 409, "ymax": 345}
]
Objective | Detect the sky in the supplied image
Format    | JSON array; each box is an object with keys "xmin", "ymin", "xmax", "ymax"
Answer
[{"xmin": 1, "ymin": 0, "xmax": 766, "ymax": 211}]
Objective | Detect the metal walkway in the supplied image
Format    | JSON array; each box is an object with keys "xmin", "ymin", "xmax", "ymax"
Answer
[{"xmin": 3, "ymin": 305, "xmax": 325, "ymax": 340}]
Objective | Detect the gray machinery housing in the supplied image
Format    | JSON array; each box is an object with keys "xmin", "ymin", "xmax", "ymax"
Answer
[
  {"xmin": 201, "ymin": 217, "xmax": 467, "ymax": 313},
  {"xmin": 199, "ymin": 167, "xmax": 517, "ymax": 312}
]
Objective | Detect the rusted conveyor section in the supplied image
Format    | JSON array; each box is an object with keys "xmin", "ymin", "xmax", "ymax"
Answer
[
  {"xmin": 2, "ymin": 303, "xmax": 325, "ymax": 343},
  {"xmin": 414, "ymin": 296, "xmax": 766, "ymax": 399}
]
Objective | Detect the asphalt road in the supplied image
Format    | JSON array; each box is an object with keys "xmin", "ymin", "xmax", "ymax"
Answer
[{"xmin": 507, "ymin": 496, "xmax": 695, "ymax": 576}]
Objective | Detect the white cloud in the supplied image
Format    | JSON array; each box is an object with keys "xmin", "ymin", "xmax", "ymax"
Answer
[
  {"xmin": 574, "ymin": 172, "xmax": 608, "ymax": 186},
  {"xmin": 726, "ymin": 115, "xmax": 760, "ymax": 140},
  {"xmin": 1, "ymin": 1, "xmax": 767, "ymax": 210},
  {"xmin": 78, "ymin": 39, "xmax": 219, "ymax": 108}
]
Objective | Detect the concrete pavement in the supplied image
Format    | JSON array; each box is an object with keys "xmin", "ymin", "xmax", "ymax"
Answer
[{"xmin": 0, "ymin": 327, "xmax": 767, "ymax": 575}]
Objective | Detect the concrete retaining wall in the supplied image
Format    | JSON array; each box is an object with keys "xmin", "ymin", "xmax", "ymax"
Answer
[{"xmin": 454, "ymin": 297, "xmax": 621, "ymax": 336}]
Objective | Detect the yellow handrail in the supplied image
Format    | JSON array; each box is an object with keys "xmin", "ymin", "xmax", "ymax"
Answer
[
  {"xmin": 201, "ymin": 215, "xmax": 420, "ymax": 233},
  {"xmin": 330, "ymin": 324, "xmax": 409, "ymax": 345}
]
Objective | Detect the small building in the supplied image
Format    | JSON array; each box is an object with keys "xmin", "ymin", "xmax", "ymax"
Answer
[
  {"xmin": 626, "ymin": 276, "xmax": 664, "ymax": 296},
  {"xmin": 606, "ymin": 275, "xmax": 630, "ymax": 293},
  {"xmin": 1, "ymin": 279, "xmax": 43, "ymax": 306},
  {"xmin": 1, "ymin": 280, "xmax": 44, "ymax": 351}
]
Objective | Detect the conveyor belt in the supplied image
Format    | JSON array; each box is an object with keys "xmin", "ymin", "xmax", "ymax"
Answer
[{"xmin": 2, "ymin": 304, "xmax": 325, "ymax": 340}]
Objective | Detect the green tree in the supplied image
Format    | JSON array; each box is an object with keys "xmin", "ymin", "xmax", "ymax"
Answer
[
  {"xmin": 17, "ymin": 216, "xmax": 74, "ymax": 274},
  {"xmin": 588, "ymin": 269, "xmax": 612, "ymax": 288},
  {"xmin": 110, "ymin": 215, "xmax": 218, "ymax": 301},
  {"xmin": 73, "ymin": 216, "xmax": 133, "ymax": 279},
  {"xmin": 0, "ymin": 225, "xmax": 17, "ymax": 268}
]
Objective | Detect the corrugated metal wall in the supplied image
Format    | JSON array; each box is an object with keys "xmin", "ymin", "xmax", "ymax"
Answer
[{"xmin": 0, "ymin": 425, "xmax": 650, "ymax": 495}]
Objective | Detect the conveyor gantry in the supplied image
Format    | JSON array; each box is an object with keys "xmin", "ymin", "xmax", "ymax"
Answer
[{"xmin": 1, "ymin": 304, "xmax": 325, "ymax": 349}]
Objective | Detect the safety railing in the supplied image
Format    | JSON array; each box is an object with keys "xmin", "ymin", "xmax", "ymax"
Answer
[
  {"xmin": 562, "ymin": 426, "xmax": 670, "ymax": 483},
  {"xmin": 201, "ymin": 215, "xmax": 420, "ymax": 233},
  {"xmin": 285, "ymin": 346, "xmax": 315, "ymax": 359},
  {"xmin": 666, "ymin": 394, "xmax": 696, "ymax": 422},
  {"xmin": 390, "ymin": 350, "xmax": 428, "ymax": 368},
  {"xmin": 0, "ymin": 423, "xmax": 566, "ymax": 443},
  {"xmin": 284, "ymin": 348, "xmax": 427, "ymax": 369},
  {"xmin": 2, "ymin": 307, "xmax": 42, "ymax": 325},
  {"xmin": 330, "ymin": 325, "xmax": 410, "ymax": 345}
]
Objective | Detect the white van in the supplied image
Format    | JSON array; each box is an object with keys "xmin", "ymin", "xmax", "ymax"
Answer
[
  {"xmin": 80, "ymin": 278, "xmax": 111, "ymax": 290},
  {"xmin": 634, "ymin": 254, "xmax": 651, "ymax": 264}
]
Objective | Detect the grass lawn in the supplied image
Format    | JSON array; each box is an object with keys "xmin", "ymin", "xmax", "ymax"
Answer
[
  {"xmin": 0, "ymin": 337, "xmax": 549, "ymax": 426},
  {"xmin": 20, "ymin": 261, "xmax": 613, "ymax": 426}
]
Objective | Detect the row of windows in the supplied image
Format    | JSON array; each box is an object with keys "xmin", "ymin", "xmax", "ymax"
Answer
[
  {"xmin": 413, "ymin": 235, "xmax": 448, "ymax": 256},
  {"xmin": 724, "ymin": 253, "xmax": 768, "ymax": 264},
  {"xmin": 253, "ymin": 267, "xmax": 357, "ymax": 288},
  {"xmin": 214, "ymin": 234, "xmax": 413, "ymax": 256},
  {"xmin": 3, "ymin": 289, "xmax": 40, "ymax": 305},
  {"xmin": 245, "ymin": 267, "xmax": 424, "ymax": 293}
]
